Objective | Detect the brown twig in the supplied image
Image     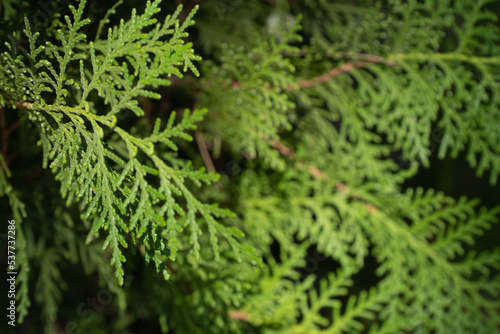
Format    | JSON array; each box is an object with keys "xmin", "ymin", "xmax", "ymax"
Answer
[
  {"xmin": 269, "ymin": 138, "xmax": 327, "ymax": 180},
  {"xmin": 291, "ymin": 54, "xmax": 396, "ymax": 90},
  {"xmin": 271, "ymin": 139, "xmax": 296, "ymax": 159},
  {"xmin": 15, "ymin": 101, "xmax": 33, "ymax": 109},
  {"xmin": 195, "ymin": 128, "xmax": 216, "ymax": 174},
  {"xmin": 228, "ymin": 56, "xmax": 396, "ymax": 92},
  {"xmin": 290, "ymin": 59, "xmax": 393, "ymax": 91},
  {"xmin": 279, "ymin": 50, "xmax": 395, "ymax": 63},
  {"xmin": 293, "ymin": 61, "xmax": 371, "ymax": 90},
  {"xmin": 268, "ymin": 138, "xmax": 377, "ymax": 213},
  {"xmin": 228, "ymin": 309, "xmax": 250, "ymax": 321}
]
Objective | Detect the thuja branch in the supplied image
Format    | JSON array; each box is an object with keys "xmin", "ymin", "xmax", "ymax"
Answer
[
  {"xmin": 291, "ymin": 60, "xmax": 394, "ymax": 90},
  {"xmin": 290, "ymin": 53, "xmax": 396, "ymax": 90},
  {"xmin": 281, "ymin": 49, "xmax": 396, "ymax": 64},
  {"xmin": 227, "ymin": 56, "xmax": 396, "ymax": 91}
]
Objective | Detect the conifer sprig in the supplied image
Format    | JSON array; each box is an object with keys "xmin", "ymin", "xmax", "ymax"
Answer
[{"xmin": 0, "ymin": 0, "xmax": 257, "ymax": 285}]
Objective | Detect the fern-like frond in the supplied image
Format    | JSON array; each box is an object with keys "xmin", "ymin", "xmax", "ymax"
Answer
[
  {"xmin": 0, "ymin": 0, "xmax": 257, "ymax": 285},
  {"xmin": 368, "ymin": 188, "xmax": 500, "ymax": 333}
]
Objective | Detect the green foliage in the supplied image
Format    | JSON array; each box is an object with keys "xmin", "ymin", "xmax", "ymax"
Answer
[
  {"xmin": 0, "ymin": 0, "xmax": 499, "ymax": 333},
  {"xmin": 199, "ymin": 21, "xmax": 301, "ymax": 170},
  {"xmin": 1, "ymin": 0, "xmax": 258, "ymax": 288}
]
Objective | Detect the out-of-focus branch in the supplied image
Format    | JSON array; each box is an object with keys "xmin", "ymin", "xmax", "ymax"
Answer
[
  {"xmin": 195, "ymin": 128, "xmax": 216, "ymax": 174},
  {"xmin": 268, "ymin": 138, "xmax": 378, "ymax": 213},
  {"xmin": 228, "ymin": 55, "xmax": 396, "ymax": 92}
]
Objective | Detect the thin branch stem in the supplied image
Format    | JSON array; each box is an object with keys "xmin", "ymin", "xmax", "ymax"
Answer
[
  {"xmin": 195, "ymin": 128, "xmax": 216, "ymax": 174},
  {"xmin": 290, "ymin": 59, "xmax": 395, "ymax": 91},
  {"xmin": 269, "ymin": 138, "xmax": 378, "ymax": 213},
  {"xmin": 226, "ymin": 55, "xmax": 396, "ymax": 92}
]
